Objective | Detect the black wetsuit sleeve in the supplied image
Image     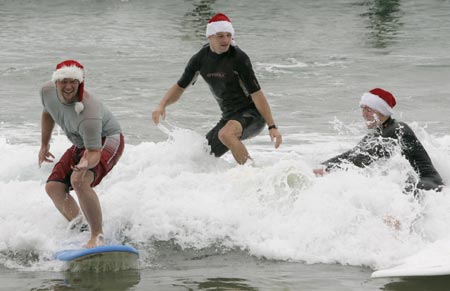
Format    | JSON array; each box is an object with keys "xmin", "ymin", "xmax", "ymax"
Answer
[
  {"xmin": 322, "ymin": 135, "xmax": 393, "ymax": 171},
  {"xmin": 234, "ymin": 50, "xmax": 261, "ymax": 95},
  {"xmin": 177, "ymin": 51, "xmax": 202, "ymax": 89}
]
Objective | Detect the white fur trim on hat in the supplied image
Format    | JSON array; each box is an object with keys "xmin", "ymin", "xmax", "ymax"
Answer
[
  {"xmin": 206, "ymin": 21, "xmax": 235, "ymax": 37},
  {"xmin": 359, "ymin": 92, "xmax": 394, "ymax": 116},
  {"xmin": 51, "ymin": 66, "xmax": 84, "ymax": 83}
]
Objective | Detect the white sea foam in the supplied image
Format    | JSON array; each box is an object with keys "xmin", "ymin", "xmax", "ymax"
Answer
[{"xmin": 1, "ymin": 123, "xmax": 449, "ymax": 271}]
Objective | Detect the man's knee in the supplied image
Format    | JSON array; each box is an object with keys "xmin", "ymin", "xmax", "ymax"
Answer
[
  {"xmin": 218, "ymin": 121, "xmax": 242, "ymax": 144},
  {"xmin": 45, "ymin": 181, "xmax": 68, "ymax": 198},
  {"xmin": 217, "ymin": 127, "xmax": 229, "ymax": 144},
  {"xmin": 70, "ymin": 171, "xmax": 94, "ymax": 193}
]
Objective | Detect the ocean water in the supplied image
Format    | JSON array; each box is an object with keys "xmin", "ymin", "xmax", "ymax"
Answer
[{"xmin": 1, "ymin": 0, "xmax": 450, "ymax": 290}]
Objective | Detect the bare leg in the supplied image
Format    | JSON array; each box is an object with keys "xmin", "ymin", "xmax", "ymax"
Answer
[
  {"xmin": 218, "ymin": 120, "xmax": 250, "ymax": 165},
  {"xmin": 71, "ymin": 170, "xmax": 104, "ymax": 248},
  {"xmin": 45, "ymin": 181, "xmax": 80, "ymax": 222}
]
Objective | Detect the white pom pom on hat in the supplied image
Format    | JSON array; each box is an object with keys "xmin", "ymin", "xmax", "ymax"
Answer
[
  {"xmin": 74, "ymin": 102, "xmax": 84, "ymax": 114},
  {"xmin": 360, "ymin": 88, "xmax": 397, "ymax": 116},
  {"xmin": 52, "ymin": 60, "xmax": 85, "ymax": 114}
]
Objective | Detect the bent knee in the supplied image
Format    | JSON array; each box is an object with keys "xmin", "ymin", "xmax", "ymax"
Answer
[
  {"xmin": 70, "ymin": 171, "xmax": 94, "ymax": 192},
  {"xmin": 218, "ymin": 121, "xmax": 242, "ymax": 143},
  {"xmin": 217, "ymin": 128, "xmax": 229, "ymax": 144},
  {"xmin": 45, "ymin": 181, "xmax": 68, "ymax": 197}
]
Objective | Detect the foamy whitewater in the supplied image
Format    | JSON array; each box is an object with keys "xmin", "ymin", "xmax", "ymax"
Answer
[{"xmin": 1, "ymin": 119, "xmax": 450, "ymax": 272}]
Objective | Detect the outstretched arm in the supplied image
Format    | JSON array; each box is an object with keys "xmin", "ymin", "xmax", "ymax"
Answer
[
  {"xmin": 314, "ymin": 149, "xmax": 359, "ymax": 176},
  {"xmin": 251, "ymin": 90, "xmax": 282, "ymax": 148},
  {"xmin": 38, "ymin": 111, "xmax": 55, "ymax": 167},
  {"xmin": 314, "ymin": 134, "xmax": 392, "ymax": 176},
  {"xmin": 152, "ymin": 83, "xmax": 185, "ymax": 124}
]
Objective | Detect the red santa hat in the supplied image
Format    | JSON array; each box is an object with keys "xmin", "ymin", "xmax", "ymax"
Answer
[
  {"xmin": 51, "ymin": 60, "xmax": 85, "ymax": 114},
  {"xmin": 206, "ymin": 13, "xmax": 235, "ymax": 38},
  {"xmin": 359, "ymin": 88, "xmax": 396, "ymax": 116}
]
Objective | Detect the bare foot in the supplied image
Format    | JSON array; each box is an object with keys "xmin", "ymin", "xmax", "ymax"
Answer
[{"xmin": 84, "ymin": 233, "xmax": 104, "ymax": 248}]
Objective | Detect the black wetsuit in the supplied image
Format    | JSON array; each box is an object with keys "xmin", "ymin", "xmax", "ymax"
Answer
[
  {"xmin": 177, "ymin": 44, "xmax": 265, "ymax": 156},
  {"xmin": 323, "ymin": 117, "xmax": 444, "ymax": 192}
]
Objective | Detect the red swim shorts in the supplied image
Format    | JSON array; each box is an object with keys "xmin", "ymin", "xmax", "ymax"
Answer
[{"xmin": 47, "ymin": 133, "xmax": 124, "ymax": 189}]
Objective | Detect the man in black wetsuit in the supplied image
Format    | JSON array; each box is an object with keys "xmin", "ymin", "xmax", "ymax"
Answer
[
  {"xmin": 152, "ymin": 13, "xmax": 282, "ymax": 164},
  {"xmin": 314, "ymin": 88, "xmax": 444, "ymax": 193}
]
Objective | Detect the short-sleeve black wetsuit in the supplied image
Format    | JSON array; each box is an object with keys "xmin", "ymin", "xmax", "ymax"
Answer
[
  {"xmin": 322, "ymin": 117, "xmax": 444, "ymax": 192},
  {"xmin": 178, "ymin": 44, "xmax": 265, "ymax": 156}
]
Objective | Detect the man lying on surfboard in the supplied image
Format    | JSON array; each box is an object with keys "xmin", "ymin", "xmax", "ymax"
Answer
[
  {"xmin": 313, "ymin": 88, "xmax": 444, "ymax": 195},
  {"xmin": 38, "ymin": 60, "xmax": 124, "ymax": 248}
]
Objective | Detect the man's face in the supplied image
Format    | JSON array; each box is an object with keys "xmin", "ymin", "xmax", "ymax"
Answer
[
  {"xmin": 208, "ymin": 32, "xmax": 232, "ymax": 54},
  {"xmin": 56, "ymin": 78, "xmax": 80, "ymax": 104},
  {"xmin": 361, "ymin": 105, "xmax": 382, "ymax": 128}
]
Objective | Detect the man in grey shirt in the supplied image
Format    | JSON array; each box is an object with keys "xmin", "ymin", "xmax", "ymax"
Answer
[{"xmin": 38, "ymin": 60, "xmax": 124, "ymax": 248}]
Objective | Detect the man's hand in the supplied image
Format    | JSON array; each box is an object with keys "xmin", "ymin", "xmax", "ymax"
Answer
[
  {"xmin": 152, "ymin": 105, "xmax": 166, "ymax": 125},
  {"xmin": 269, "ymin": 128, "xmax": 282, "ymax": 149},
  {"xmin": 313, "ymin": 168, "xmax": 325, "ymax": 176},
  {"xmin": 38, "ymin": 144, "xmax": 55, "ymax": 167},
  {"xmin": 71, "ymin": 157, "xmax": 88, "ymax": 186},
  {"xmin": 71, "ymin": 150, "xmax": 100, "ymax": 186},
  {"xmin": 71, "ymin": 157, "xmax": 89, "ymax": 172},
  {"xmin": 71, "ymin": 149, "xmax": 101, "ymax": 172}
]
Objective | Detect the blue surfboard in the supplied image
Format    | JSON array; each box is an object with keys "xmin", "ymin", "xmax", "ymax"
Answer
[{"xmin": 55, "ymin": 245, "xmax": 139, "ymax": 272}]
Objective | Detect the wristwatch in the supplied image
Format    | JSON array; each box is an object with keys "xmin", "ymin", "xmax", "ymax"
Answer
[{"xmin": 268, "ymin": 124, "xmax": 277, "ymax": 130}]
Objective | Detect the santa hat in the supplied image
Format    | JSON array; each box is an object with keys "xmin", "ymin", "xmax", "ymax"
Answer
[
  {"xmin": 206, "ymin": 13, "xmax": 235, "ymax": 38},
  {"xmin": 52, "ymin": 60, "xmax": 85, "ymax": 114},
  {"xmin": 359, "ymin": 88, "xmax": 396, "ymax": 116}
]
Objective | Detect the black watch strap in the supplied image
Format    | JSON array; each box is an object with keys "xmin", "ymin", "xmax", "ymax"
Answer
[{"xmin": 268, "ymin": 124, "xmax": 277, "ymax": 130}]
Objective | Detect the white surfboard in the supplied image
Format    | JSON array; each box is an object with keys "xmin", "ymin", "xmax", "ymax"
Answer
[
  {"xmin": 55, "ymin": 245, "xmax": 139, "ymax": 272},
  {"xmin": 371, "ymin": 264, "xmax": 450, "ymax": 278},
  {"xmin": 371, "ymin": 238, "xmax": 450, "ymax": 278}
]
